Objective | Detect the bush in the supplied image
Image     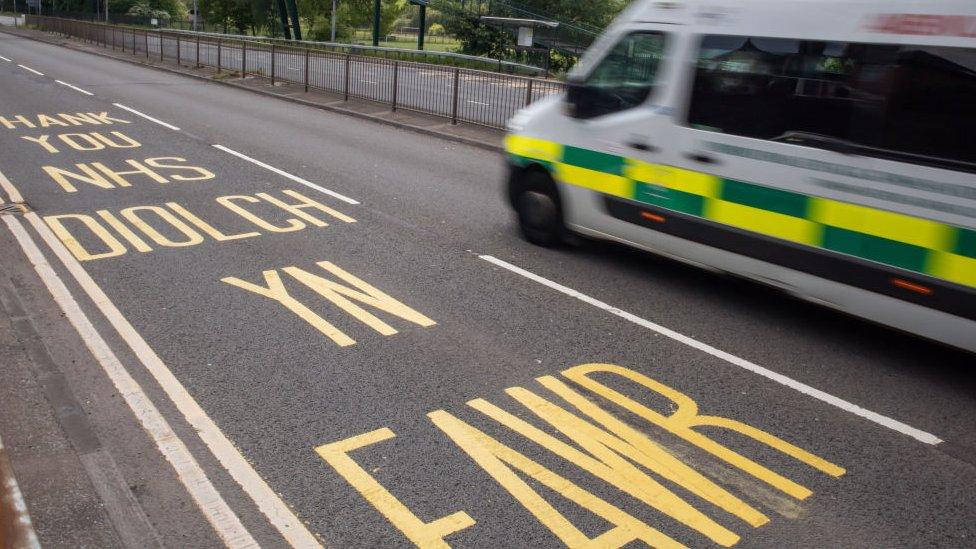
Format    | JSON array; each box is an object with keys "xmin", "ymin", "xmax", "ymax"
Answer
[{"xmin": 427, "ymin": 22, "xmax": 444, "ymax": 36}]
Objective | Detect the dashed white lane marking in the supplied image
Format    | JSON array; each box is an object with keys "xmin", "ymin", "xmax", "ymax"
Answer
[
  {"xmin": 17, "ymin": 64, "xmax": 43, "ymax": 76},
  {"xmin": 1, "ymin": 175, "xmax": 324, "ymax": 548},
  {"xmin": 213, "ymin": 144, "xmax": 360, "ymax": 205},
  {"xmin": 3, "ymin": 214, "xmax": 259, "ymax": 548},
  {"xmin": 0, "ymin": 55, "xmax": 11, "ymax": 62},
  {"xmin": 112, "ymin": 102, "xmax": 181, "ymax": 131},
  {"xmin": 479, "ymin": 254, "xmax": 944, "ymax": 446},
  {"xmin": 55, "ymin": 80, "xmax": 94, "ymax": 96}
]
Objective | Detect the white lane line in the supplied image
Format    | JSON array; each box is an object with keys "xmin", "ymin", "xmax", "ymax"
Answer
[
  {"xmin": 0, "ymin": 55, "xmax": 11, "ymax": 62},
  {"xmin": 112, "ymin": 103, "xmax": 181, "ymax": 131},
  {"xmin": 17, "ymin": 64, "xmax": 43, "ymax": 76},
  {"xmin": 0, "ymin": 169, "xmax": 24, "ymax": 202},
  {"xmin": 479, "ymin": 254, "xmax": 944, "ymax": 446},
  {"xmin": 55, "ymin": 80, "xmax": 94, "ymax": 96},
  {"xmin": 3, "ymin": 214, "xmax": 259, "ymax": 549},
  {"xmin": 213, "ymin": 144, "xmax": 360, "ymax": 205},
  {"xmin": 1, "ymin": 172, "xmax": 324, "ymax": 549}
]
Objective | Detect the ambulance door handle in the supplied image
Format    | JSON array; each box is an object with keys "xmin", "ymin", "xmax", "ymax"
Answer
[
  {"xmin": 685, "ymin": 152, "xmax": 719, "ymax": 165},
  {"xmin": 626, "ymin": 141, "xmax": 658, "ymax": 153}
]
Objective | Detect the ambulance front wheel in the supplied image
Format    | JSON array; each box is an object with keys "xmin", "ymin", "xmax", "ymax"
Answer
[{"xmin": 512, "ymin": 170, "xmax": 565, "ymax": 247}]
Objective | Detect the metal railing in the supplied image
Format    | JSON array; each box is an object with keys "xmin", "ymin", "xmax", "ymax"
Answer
[
  {"xmin": 27, "ymin": 16, "xmax": 564, "ymax": 130},
  {"xmin": 48, "ymin": 10, "xmax": 548, "ymax": 76}
]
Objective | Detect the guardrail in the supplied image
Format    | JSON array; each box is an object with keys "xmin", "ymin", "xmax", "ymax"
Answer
[
  {"xmin": 48, "ymin": 10, "xmax": 548, "ymax": 76},
  {"xmin": 27, "ymin": 15, "xmax": 564, "ymax": 130}
]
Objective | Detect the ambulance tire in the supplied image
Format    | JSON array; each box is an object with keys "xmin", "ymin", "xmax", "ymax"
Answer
[{"xmin": 513, "ymin": 170, "xmax": 565, "ymax": 247}]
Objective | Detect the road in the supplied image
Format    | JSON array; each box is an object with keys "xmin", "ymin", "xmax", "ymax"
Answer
[{"xmin": 0, "ymin": 29, "xmax": 974, "ymax": 549}]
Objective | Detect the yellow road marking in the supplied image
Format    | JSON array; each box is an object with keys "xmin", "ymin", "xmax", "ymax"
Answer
[{"xmin": 316, "ymin": 428, "xmax": 475, "ymax": 548}]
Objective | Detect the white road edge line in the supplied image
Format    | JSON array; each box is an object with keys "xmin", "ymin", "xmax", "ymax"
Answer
[
  {"xmin": 479, "ymin": 254, "xmax": 944, "ymax": 446},
  {"xmin": 112, "ymin": 102, "xmax": 181, "ymax": 131},
  {"xmin": 213, "ymin": 144, "xmax": 360, "ymax": 205},
  {"xmin": 55, "ymin": 80, "xmax": 95, "ymax": 96},
  {"xmin": 0, "ymin": 174, "xmax": 324, "ymax": 549},
  {"xmin": 0, "ymin": 170, "xmax": 23, "ymax": 202},
  {"xmin": 0, "ymin": 55, "xmax": 11, "ymax": 62},
  {"xmin": 17, "ymin": 64, "xmax": 43, "ymax": 76},
  {"xmin": 3, "ymin": 215, "xmax": 259, "ymax": 549}
]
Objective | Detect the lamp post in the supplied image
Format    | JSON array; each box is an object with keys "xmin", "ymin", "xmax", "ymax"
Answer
[
  {"xmin": 371, "ymin": 0, "xmax": 380, "ymax": 46},
  {"xmin": 330, "ymin": 0, "xmax": 337, "ymax": 42}
]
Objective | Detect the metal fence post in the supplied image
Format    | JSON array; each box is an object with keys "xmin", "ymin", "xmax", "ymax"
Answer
[
  {"xmin": 217, "ymin": 39, "xmax": 222, "ymax": 73},
  {"xmin": 176, "ymin": 35, "xmax": 181, "ymax": 66},
  {"xmin": 270, "ymin": 43, "xmax": 276, "ymax": 85},
  {"xmin": 524, "ymin": 79, "xmax": 534, "ymax": 107},
  {"xmin": 160, "ymin": 32, "xmax": 164, "ymax": 61},
  {"xmin": 343, "ymin": 54, "xmax": 350, "ymax": 100},
  {"xmin": 391, "ymin": 61, "xmax": 399, "ymax": 112},
  {"xmin": 196, "ymin": 36, "xmax": 200, "ymax": 67},
  {"xmin": 451, "ymin": 68, "xmax": 460, "ymax": 124},
  {"xmin": 241, "ymin": 40, "xmax": 246, "ymax": 78},
  {"xmin": 304, "ymin": 48, "xmax": 309, "ymax": 92},
  {"xmin": 144, "ymin": 31, "xmax": 149, "ymax": 58}
]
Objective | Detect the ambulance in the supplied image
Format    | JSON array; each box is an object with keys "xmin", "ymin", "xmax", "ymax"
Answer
[{"xmin": 504, "ymin": 1, "xmax": 976, "ymax": 352}]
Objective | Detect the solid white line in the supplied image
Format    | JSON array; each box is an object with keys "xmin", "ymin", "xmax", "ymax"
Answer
[
  {"xmin": 1, "ymin": 171, "xmax": 324, "ymax": 548},
  {"xmin": 213, "ymin": 144, "xmax": 360, "ymax": 205},
  {"xmin": 55, "ymin": 80, "xmax": 94, "ymax": 96},
  {"xmin": 0, "ymin": 170, "xmax": 24, "ymax": 203},
  {"xmin": 112, "ymin": 103, "xmax": 181, "ymax": 131},
  {"xmin": 17, "ymin": 64, "xmax": 43, "ymax": 76},
  {"xmin": 0, "ymin": 55, "xmax": 11, "ymax": 62},
  {"xmin": 479, "ymin": 254, "xmax": 944, "ymax": 446},
  {"xmin": 4, "ymin": 214, "xmax": 259, "ymax": 548}
]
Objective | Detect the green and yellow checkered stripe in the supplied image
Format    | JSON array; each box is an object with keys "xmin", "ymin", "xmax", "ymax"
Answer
[{"xmin": 506, "ymin": 135, "xmax": 976, "ymax": 289}]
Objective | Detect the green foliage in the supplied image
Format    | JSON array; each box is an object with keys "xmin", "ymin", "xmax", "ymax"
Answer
[
  {"xmin": 510, "ymin": 0, "xmax": 625, "ymax": 31},
  {"xmin": 199, "ymin": 0, "xmax": 255, "ymax": 33},
  {"xmin": 427, "ymin": 22, "xmax": 443, "ymax": 35},
  {"xmin": 114, "ymin": 0, "xmax": 186, "ymax": 19},
  {"xmin": 441, "ymin": 5, "xmax": 510, "ymax": 58},
  {"xmin": 333, "ymin": 0, "xmax": 407, "ymax": 39}
]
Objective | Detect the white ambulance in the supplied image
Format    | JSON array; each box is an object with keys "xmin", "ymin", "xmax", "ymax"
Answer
[{"xmin": 504, "ymin": 0, "xmax": 976, "ymax": 352}]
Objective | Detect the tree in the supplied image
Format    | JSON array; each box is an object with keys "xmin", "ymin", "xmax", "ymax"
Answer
[{"xmin": 332, "ymin": 0, "xmax": 408, "ymax": 41}]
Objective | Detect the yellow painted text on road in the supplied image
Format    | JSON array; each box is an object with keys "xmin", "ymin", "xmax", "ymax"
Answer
[
  {"xmin": 319, "ymin": 364, "xmax": 844, "ymax": 548},
  {"xmin": 316, "ymin": 429, "xmax": 475, "ymax": 548},
  {"xmin": 43, "ymin": 157, "xmax": 215, "ymax": 192},
  {"xmin": 223, "ymin": 261, "xmax": 435, "ymax": 347},
  {"xmin": 21, "ymin": 131, "xmax": 142, "ymax": 154},
  {"xmin": 0, "ymin": 112, "xmax": 130, "ymax": 130},
  {"xmin": 42, "ymin": 189, "xmax": 352, "ymax": 261}
]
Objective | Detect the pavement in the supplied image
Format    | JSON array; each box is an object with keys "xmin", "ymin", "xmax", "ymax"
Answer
[{"xmin": 0, "ymin": 27, "xmax": 974, "ymax": 549}]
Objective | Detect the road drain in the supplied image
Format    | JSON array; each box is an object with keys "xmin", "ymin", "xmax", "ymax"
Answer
[{"xmin": 0, "ymin": 203, "xmax": 30, "ymax": 215}]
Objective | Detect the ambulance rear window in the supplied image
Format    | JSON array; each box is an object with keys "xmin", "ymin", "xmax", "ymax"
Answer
[{"xmin": 687, "ymin": 35, "xmax": 976, "ymax": 171}]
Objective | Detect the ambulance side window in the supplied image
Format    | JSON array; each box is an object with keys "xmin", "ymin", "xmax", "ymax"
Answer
[
  {"xmin": 567, "ymin": 32, "xmax": 666, "ymax": 119},
  {"xmin": 687, "ymin": 35, "xmax": 976, "ymax": 170}
]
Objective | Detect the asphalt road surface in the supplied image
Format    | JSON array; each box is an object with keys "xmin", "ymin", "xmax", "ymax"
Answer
[{"xmin": 0, "ymin": 30, "xmax": 974, "ymax": 549}]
